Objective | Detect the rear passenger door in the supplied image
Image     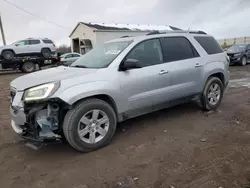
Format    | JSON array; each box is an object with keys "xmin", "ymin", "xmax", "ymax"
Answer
[
  {"xmin": 159, "ymin": 36, "xmax": 202, "ymax": 100},
  {"xmin": 27, "ymin": 40, "xmax": 42, "ymax": 53}
]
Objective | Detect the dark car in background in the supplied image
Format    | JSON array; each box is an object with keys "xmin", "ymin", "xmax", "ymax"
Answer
[{"xmin": 227, "ymin": 44, "xmax": 250, "ymax": 66}]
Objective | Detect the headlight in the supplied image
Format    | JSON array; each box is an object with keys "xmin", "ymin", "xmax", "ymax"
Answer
[
  {"xmin": 234, "ymin": 53, "xmax": 242, "ymax": 57},
  {"xmin": 23, "ymin": 82, "xmax": 60, "ymax": 101}
]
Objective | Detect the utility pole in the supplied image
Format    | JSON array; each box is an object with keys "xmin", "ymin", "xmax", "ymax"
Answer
[{"xmin": 0, "ymin": 13, "xmax": 6, "ymax": 45}]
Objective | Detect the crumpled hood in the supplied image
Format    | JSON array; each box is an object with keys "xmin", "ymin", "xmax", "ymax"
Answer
[{"xmin": 11, "ymin": 66, "xmax": 98, "ymax": 91}]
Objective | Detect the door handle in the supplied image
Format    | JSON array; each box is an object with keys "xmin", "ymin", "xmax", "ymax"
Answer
[
  {"xmin": 195, "ymin": 63, "xmax": 202, "ymax": 68},
  {"xmin": 159, "ymin": 70, "xmax": 169, "ymax": 75}
]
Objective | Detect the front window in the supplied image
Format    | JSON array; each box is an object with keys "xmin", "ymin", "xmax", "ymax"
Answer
[
  {"xmin": 15, "ymin": 40, "xmax": 28, "ymax": 46},
  {"xmin": 125, "ymin": 39, "xmax": 163, "ymax": 67},
  {"xmin": 71, "ymin": 41, "xmax": 132, "ymax": 68},
  {"xmin": 228, "ymin": 44, "xmax": 247, "ymax": 52}
]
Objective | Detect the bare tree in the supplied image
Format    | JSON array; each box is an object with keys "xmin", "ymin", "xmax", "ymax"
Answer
[{"xmin": 56, "ymin": 45, "xmax": 71, "ymax": 54}]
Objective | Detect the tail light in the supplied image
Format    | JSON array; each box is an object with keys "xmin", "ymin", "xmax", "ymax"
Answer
[
  {"xmin": 226, "ymin": 55, "xmax": 230, "ymax": 63},
  {"xmin": 55, "ymin": 57, "xmax": 60, "ymax": 62},
  {"xmin": 226, "ymin": 55, "xmax": 230, "ymax": 69}
]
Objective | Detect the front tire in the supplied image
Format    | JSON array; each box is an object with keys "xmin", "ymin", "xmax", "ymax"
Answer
[
  {"xmin": 241, "ymin": 56, "xmax": 247, "ymax": 66},
  {"xmin": 63, "ymin": 99, "xmax": 117, "ymax": 152},
  {"xmin": 199, "ymin": 77, "xmax": 224, "ymax": 111},
  {"xmin": 2, "ymin": 50, "xmax": 15, "ymax": 60}
]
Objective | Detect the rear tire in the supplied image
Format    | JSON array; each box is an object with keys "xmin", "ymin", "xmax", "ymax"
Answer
[
  {"xmin": 41, "ymin": 48, "xmax": 51, "ymax": 58},
  {"xmin": 241, "ymin": 56, "xmax": 247, "ymax": 66},
  {"xmin": 21, "ymin": 62, "xmax": 36, "ymax": 73},
  {"xmin": 2, "ymin": 50, "xmax": 15, "ymax": 60},
  {"xmin": 199, "ymin": 77, "xmax": 224, "ymax": 111},
  {"xmin": 63, "ymin": 99, "xmax": 117, "ymax": 152}
]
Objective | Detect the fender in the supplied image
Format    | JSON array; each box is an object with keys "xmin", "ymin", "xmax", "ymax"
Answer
[
  {"xmin": 203, "ymin": 61, "xmax": 228, "ymax": 85},
  {"xmin": 56, "ymin": 81, "xmax": 123, "ymax": 111}
]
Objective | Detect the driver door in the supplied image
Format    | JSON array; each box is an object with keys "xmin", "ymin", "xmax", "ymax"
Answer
[
  {"xmin": 119, "ymin": 39, "xmax": 171, "ymax": 117},
  {"xmin": 13, "ymin": 40, "xmax": 29, "ymax": 54}
]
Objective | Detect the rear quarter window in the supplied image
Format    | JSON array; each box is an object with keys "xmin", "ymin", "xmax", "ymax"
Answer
[
  {"xmin": 42, "ymin": 40, "xmax": 54, "ymax": 44},
  {"xmin": 194, "ymin": 36, "xmax": 223, "ymax": 55}
]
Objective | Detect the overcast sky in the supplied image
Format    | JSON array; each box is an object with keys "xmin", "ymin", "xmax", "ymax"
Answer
[{"xmin": 0, "ymin": 0, "xmax": 250, "ymax": 46}]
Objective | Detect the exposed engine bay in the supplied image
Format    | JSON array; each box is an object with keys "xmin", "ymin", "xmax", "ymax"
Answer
[
  {"xmin": 35, "ymin": 103, "xmax": 60, "ymax": 138},
  {"xmin": 23, "ymin": 101, "xmax": 65, "ymax": 141}
]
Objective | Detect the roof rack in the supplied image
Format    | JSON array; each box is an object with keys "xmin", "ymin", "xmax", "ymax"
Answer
[
  {"xmin": 146, "ymin": 31, "xmax": 166, "ymax": 35},
  {"xmin": 146, "ymin": 30, "xmax": 207, "ymax": 35},
  {"xmin": 188, "ymin": 31, "xmax": 207, "ymax": 34},
  {"xmin": 120, "ymin": 36, "xmax": 130, "ymax": 38}
]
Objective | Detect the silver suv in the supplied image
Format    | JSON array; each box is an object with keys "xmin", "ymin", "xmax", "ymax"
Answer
[
  {"xmin": 0, "ymin": 38, "xmax": 56, "ymax": 60},
  {"xmin": 10, "ymin": 31, "xmax": 229, "ymax": 152}
]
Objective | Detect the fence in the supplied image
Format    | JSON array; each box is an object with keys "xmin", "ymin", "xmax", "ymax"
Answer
[{"xmin": 218, "ymin": 37, "xmax": 250, "ymax": 46}]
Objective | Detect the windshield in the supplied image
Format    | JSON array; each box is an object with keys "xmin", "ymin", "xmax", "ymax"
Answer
[
  {"xmin": 71, "ymin": 41, "xmax": 132, "ymax": 68},
  {"xmin": 228, "ymin": 44, "xmax": 246, "ymax": 51}
]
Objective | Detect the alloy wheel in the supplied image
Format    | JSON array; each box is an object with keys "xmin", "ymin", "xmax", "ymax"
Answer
[
  {"xmin": 207, "ymin": 83, "xmax": 221, "ymax": 105},
  {"xmin": 77, "ymin": 109, "xmax": 109, "ymax": 144}
]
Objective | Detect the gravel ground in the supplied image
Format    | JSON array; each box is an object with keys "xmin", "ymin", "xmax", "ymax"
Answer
[{"xmin": 1, "ymin": 66, "xmax": 250, "ymax": 188}]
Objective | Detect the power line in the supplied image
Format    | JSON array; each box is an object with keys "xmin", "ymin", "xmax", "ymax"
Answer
[
  {"xmin": 3, "ymin": 0, "xmax": 66, "ymax": 28},
  {"xmin": 0, "ymin": 13, "xmax": 7, "ymax": 45}
]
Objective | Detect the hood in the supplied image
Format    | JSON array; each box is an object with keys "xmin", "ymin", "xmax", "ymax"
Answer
[
  {"xmin": 11, "ymin": 66, "xmax": 98, "ymax": 91},
  {"xmin": 226, "ymin": 49, "xmax": 244, "ymax": 54}
]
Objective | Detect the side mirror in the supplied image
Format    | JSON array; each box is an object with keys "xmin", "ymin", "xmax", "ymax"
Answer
[
  {"xmin": 15, "ymin": 44, "xmax": 19, "ymax": 46},
  {"xmin": 120, "ymin": 59, "xmax": 142, "ymax": 70}
]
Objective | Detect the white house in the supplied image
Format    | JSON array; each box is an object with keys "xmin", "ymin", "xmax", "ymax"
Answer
[{"xmin": 69, "ymin": 22, "xmax": 180, "ymax": 54}]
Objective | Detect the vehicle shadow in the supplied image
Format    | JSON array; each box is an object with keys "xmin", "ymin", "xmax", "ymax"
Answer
[
  {"xmin": 0, "ymin": 70, "xmax": 24, "ymax": 76},
  {"xmin": 29, "ymin": 101, "xmax": 201, "ymax": 157},
  {"xmin": 114, "ymin": 102, "xmax": 201, "ymax": 140}
]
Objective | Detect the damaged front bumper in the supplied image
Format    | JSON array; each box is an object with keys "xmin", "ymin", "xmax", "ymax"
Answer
[{"xmin": 10, "ymin": 91, "xmax": 64, "ymax": 142}]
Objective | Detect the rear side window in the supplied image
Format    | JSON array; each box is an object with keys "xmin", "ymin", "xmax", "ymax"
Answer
[
  {"xmin": 194, "ymin": 36, "xmax": 223, "ymax": 55},
  {"xmin": 42, "ymin": 39, "xmax": 54, "ymax": 44},
  {"xmin": 16, "ymin": 40, "xmax": 29, "ymax": 46},
  {"xmin": 66, "ymin": 54, "xmax": 73, "ymax": 58},
  {"xmin": 29, "ymin": 40, "xmax": 40, "ymax": 45},
  {"xmin": 72, "ymin": 54, "xmax": 80, "ymax": 57},
  {"xmin": 160, "ymin": 37, "xmax": 199, "ymax": 63}
]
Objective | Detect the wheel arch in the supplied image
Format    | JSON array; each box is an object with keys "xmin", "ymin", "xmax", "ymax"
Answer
[
  {"xmin": 1, "ymin": 49, "xmax": 15, "ymax": 55},
  {"xmin": 41, "ymin": 47, "xmax": 51, "ymax": 51},
  {"xmin": 70, "ymin": 94, "xmax": 119, "ymax": 122},
  {"xmin": 208, "ymin": 72, "xmax": 225, "ymax": 85}
]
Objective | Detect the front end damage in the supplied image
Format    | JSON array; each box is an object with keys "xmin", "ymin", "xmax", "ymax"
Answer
[{"xmin": 11, "ymin": 99, "xmax": 68, "ymax": 143}]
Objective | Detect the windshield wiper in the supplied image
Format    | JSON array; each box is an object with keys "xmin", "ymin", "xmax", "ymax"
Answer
[{"xmin": 71, "ymin": 65, "xmax": 88, "ymax": 68}]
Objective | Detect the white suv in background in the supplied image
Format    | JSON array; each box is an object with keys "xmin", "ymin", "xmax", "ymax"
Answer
[{"xmin": 0, "ymin": 38, "xmax": 56, "ymax": 60}]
